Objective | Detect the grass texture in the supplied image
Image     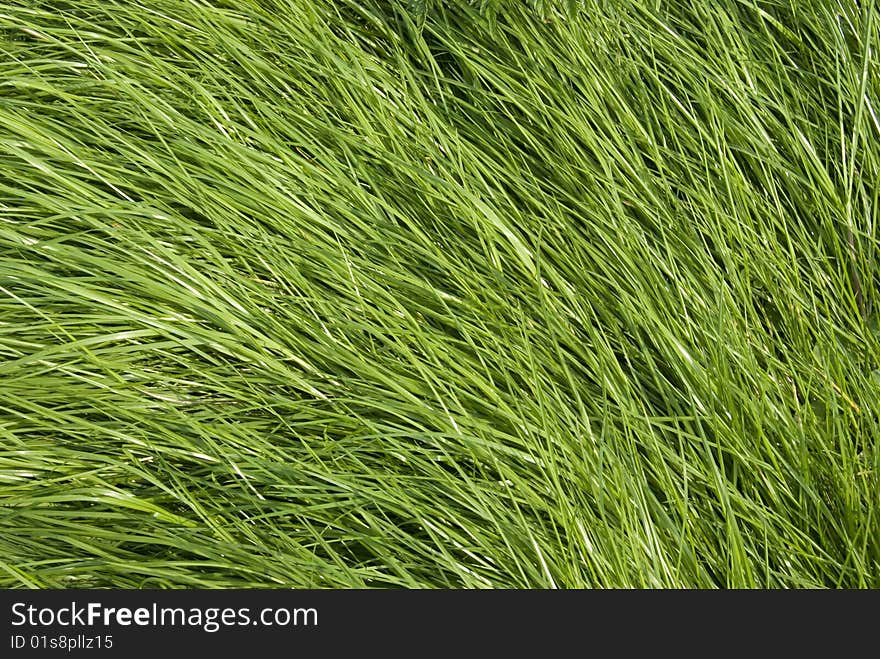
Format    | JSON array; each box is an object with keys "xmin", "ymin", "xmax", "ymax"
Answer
[{"xmin": 1, "ymin": 0, "xmax": 878, "ymax": 588}]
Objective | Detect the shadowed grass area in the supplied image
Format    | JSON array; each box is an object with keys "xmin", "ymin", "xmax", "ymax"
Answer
[{"xmin": 0, "ymin": 0, "xmax": 878, "ymax": 588}]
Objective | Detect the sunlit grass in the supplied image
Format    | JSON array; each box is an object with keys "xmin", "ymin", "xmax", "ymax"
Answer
[{"xmin": 0, "ymin": 0, "xmax": 878, "ymax": 587}]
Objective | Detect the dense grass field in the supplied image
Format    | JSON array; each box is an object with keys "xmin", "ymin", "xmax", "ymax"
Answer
[{"xmin": 1, "ymin": 0, "xmax": 878, "ymax": 588}]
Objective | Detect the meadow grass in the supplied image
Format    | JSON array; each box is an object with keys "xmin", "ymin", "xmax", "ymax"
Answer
[{"xmin": 0, "ymin": 0, "xmax": 878, "ymax": 588}]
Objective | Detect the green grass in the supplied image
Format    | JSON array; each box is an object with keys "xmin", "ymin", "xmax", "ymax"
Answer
[{"xmin": 0, "ymin": 0, "xmax": 878, "ymax": 588}]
